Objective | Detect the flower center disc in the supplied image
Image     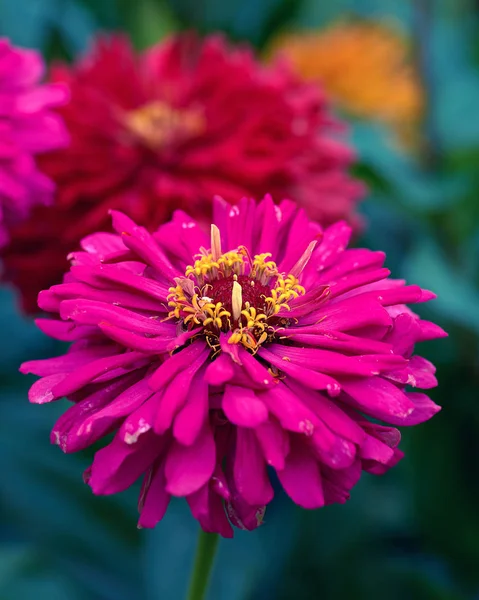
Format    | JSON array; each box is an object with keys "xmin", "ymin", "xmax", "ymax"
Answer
[
  {"xmin": 208, "ymin": 275, "xmax": 271, "ymax": 318},
  {"xmin": 124, "ymin": 100, "xmax": 204, "ymax": 149},
  {"xmin": 167, "ymin": 225, "xmax": 306, "ymax": 353}
]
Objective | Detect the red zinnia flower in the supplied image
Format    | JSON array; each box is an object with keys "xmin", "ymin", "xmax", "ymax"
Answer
[
  {"xmin": 22, "ymin": 195, "xmax": 445, "ymax": 537},
  {"xmin": 2, "ymin": 34, "xmax": 363, "ymax": 313}
]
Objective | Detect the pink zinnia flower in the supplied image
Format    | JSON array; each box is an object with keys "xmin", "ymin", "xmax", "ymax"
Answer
[
  {"xmin": 21, "ymin": 196, "xmax": 445, "ymax": 537},
  {"xmin": 0, "ymin": 38, "xmax": 68, "ymax": 246},
  {"xmin": 2, "ymin": 33, "xmax": 363, "ymax": 313}
]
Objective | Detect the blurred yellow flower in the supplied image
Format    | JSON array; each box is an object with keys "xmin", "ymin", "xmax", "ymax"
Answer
[{"xmin": 268, "ymin": 21, "xmax": 424, "ymax": 145}]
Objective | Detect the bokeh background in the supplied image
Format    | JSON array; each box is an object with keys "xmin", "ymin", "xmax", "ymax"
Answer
[{"xmin": 0, "ymin": 0, "xmax": 478, "ymax": 598}]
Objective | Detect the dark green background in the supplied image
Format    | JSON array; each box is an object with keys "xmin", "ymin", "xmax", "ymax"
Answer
[{"xmin": 0, "ymin": 0, "xmax": 478, "ymax": 598}]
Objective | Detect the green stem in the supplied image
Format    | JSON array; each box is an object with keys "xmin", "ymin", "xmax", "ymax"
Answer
[{"xmin": 186, "ymin": 529, "xmax": 220, "ymax": 600}]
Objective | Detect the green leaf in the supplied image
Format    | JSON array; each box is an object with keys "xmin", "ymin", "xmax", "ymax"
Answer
[
  {"xmin": 0, "ymin": 289, "xmax": 59, "ymax": 382},
  {"xmin": 401, "ymin": 238, "xmax": 479, "ymax": 335},
  {"xmin": 162, "ymin": 0, "xmax": 303, "ymax": 47},
  {"xmin": 353, "ymin": 124, "xmax": 469, "ymax": 213},
  {"xmin": 117, "ymin": 0, "xmax": 179, "ymax": 49},
  {"xmin": 0, "ymin": 543, "xmax": 85, "ymax": 600},
  {"xmin": 53, "ymin": 0, "xmax": 98, "ymax": 54},
  {"xmin": 0, "ymin": 386, "xmax": 143, "ymax": 600},
  {"xmin": 429, "ymin": 20, "xmax": 479, "ymax": 150}
]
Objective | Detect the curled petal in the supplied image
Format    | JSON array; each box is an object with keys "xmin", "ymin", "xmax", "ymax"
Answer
[
  {"xmin": 89, "ymin": 430, "xmax": 164, "ymax": 495},
  {"xmin": 222, "ymin": 385, "xmax": 268, "ymax": 428},
  {"xmin": 277, "ymin": 438, "xmax": 325, "ymax": 509},
  {"xmin": 255, "ymin": 418, "xmax": 290, "ymax": 470},
  {"xmin": 187, "ymin": 483, "xmax": 233, "ymax": 538}
]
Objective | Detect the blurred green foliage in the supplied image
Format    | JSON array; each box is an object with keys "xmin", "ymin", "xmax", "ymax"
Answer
[{"xmin": 0, "ymin": 0, "xmax": 478, "ymax": 598}]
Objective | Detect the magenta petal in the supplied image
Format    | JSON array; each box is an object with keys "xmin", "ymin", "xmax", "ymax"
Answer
[
  {"xmin": 99, "ymin": 323, "xmax": 172, "ymax": 354},
  {"xmin": 278, "ymin": 209, "xmax": 317, "ymax": 275},
  {"xmin": 254, "ymin": 194, "xmax": 283, "ymax": 255},
  {"xmin": 385, "ymin": 313, "xmax": 420, "ymax": 357},
  {"xmin": 261, "ymin": 383, "xmax": 319, "ymax": 434},
  {"xmin": 119, "ymin": 393, "xmax": 158, "ymax": 444},
  {"xmin": 52, "ymin": 374, "xmax": 140, "ymax": 452},
  {"xmin": 322, "ymin": 460, "xmax": 362, "ymax": 504},
  {"xmin": 211, "ymin": 465, "xmax": 231, "ymax": 501},
  {"xmin": 360, "ymin": 284, "xmax": 425, "ymax": 307},
  {"xmin": 28, "ymin": 373, "xmax": 66, "ymax": 403},
  {"xmin": 80, "ymin": 231, "xmax": 126, "ymax": 257},
  {"xmin": 320, "ymin": 248, "xmax": 385, "ymax": 281},
  {"xmin": 20, "ymin": 345, "xmax": 114, "ymax": 376},
  {"xmin": 59, "ymin": 299, "xmax": 172, "ymax": 334},
  {"xmin": 165, "ymin": 422, "xmax": 216, "ymax": 496},
  {"xmin": 233, "ymin": 428, "xmax": 273, "ymax": 506},
  {"xmin": 222, "ymin": 384, "xmax": 268, "ymax": 427},
  {"xmin": 407, "ymin": 356, "xmax": 438, "ymax": 389},
  {"xmin": 266, "ymin": 344, "xmax": 405, "ymax": 377},
  {"xmin": 89, "ymin": 430, "xmax": 164, "ymax": 495},
  {"xmin": 306, "ymin": 295, "xmax": 392, "ymax": 331},
  {"xmin": 285, "ymin": 327, "xmax": 392, "ymax": 355},
  {"xmin": 225, "ymin": 497, "xmax": 266, "ymax": 532},
  {"xmin": 359, "ymin": 433, "xmax": 395, "ymax": 464},
  {"xmin": 417, "ymin": 320, "xmax": 448, "ymax": 342},
  {"xmin": 71, "ymin": 262, "xmax": 169, "ymax": 303},
  {"xmin": 329, "ymin": 268, "xmax": 390, "ymax": 299},
  {"xmin": 110, "ymin": 210, "xmax": 179, "ymax": 280},
  {"xmin": 187, "ymin": 484, "xmax": 233, "ymax": 538},
  {"xmin": 285, "ymin": 380, "xmax": 366, "ymax": 445},
  {"xmin": 148, "ymin": 341, "xmax": 207, "ymax": 391},
  {"xmin": 341, "ymin": 377, "xmax": 415, "ymax": 422},
  {"xmin": 83, "ymin": 377, "xmax": 154, "ymax": 442},
  {"xmin": 277, "ymin": 438, "xmax": 324, "ymax": 509},
  {"xmin": 391, "ymin": 392, "xmax": 441, "ymax": 426},
  {"xmin": 34, "ymin": 319, "xmax": 86, "ymax": 341},
  {"xmin": 51, "ymin": 351, "xmax": 145, "ymax": 398},
  {"xmin": 259, "ymin": 347, "xmax": 341, "ymax": 395},
  {"xmin": 361, "ymin": 422, "xmax": 401, "ymax": 448},
  {"xmin": 315, "ymin": 221, "xmax": 352, "ymax": 271},
  {"xmin": 138, "ymin": 463, "xmax": 170, "ymax": 528},
  {"xmin": 173, "ymin": 373, "xmax": 209, "ymax": 445},
  {"xmin": 45, "ymin": 281, "xmax": 163, "ymax": 312},
  {"xmin": 219, "ymin": 333, "xmax": 242, "ymax": 364},
  {"xmin": 309, "ymin": 424, "xmax": 356, "ymax": 470},
  {"xmin": 155, "ymin": 210, "xmax": 208, "ymax": 262},
  {"xmin": 385, "ymin": 354, "xmax": 438, "ymax": 389},
  {"xmin": 236, "ymin": 347, "xmax": 275, "ymax": 387},
  {"xmin": 255, "ymin": 419, "xmax": 290, "ymax": 470},
  {"xmin": 363, "ymin": 447, "xmax": 404, "ymax": 475},
  {"xmin": 204, "ymin": 353, "xmax": 234, "ymax": 385},
  {"xmin": 154, "ymin": 351, "xmax": 208, "ymax": 435}
]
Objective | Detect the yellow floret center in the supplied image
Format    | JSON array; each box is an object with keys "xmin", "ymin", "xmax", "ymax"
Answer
[
  {"xmin": 167, "ymin": 226, "xmax": 305, "ymax": 354},
  {"xmin": 124, "ymin": 100, "xmax": 204, "ymax": 149}
]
